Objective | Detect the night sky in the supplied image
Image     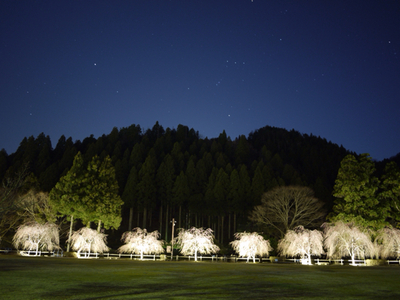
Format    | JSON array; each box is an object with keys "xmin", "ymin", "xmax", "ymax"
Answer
[{"xmin": 1, "ymin": 0, "xmax": 399, "ymax": 161}]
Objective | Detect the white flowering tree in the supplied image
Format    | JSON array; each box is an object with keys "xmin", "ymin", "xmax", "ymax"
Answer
[
  {"xmin": 176, "ymin": 227, "xmax": 220, "ymax": 261},
  {"xmin": 277, "ymin": 226, "xmax": 324, "ymax": 265},
  {"xmin": 13, "ymin": 222, "xmax": 60, "ymax": 256},
  {"xmin": 118, "ymin": 228, "xmax": 164, "ymax": 260},
  {"xmin": 323, "ymin": 221, "xmax": 374, "ymax": 265},
  {"xmin": 230, "ymin": 232, "xmax": 272, "ymax": 263},
  {"xmin": 68, "ymin": 227, "xmax": 109, "ymax": 258},
  {"xmin": 375, "ymin": 227, "xmax": 400, "ymax": 259}
]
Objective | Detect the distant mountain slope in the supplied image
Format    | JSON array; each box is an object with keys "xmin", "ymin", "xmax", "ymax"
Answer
[{"xmin": 2, "ymin": 122, "xmax": 394, "ymax": 241}]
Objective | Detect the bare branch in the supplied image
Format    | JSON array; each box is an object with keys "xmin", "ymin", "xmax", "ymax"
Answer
[
  {"xmin": 17, "ymin": 190, "xmax": 56, "ymax": 223},
  {"xmin": 0, "ymin": 165, "xmax": 29, "ymax": 218},
  {"xmin": 250, "ymin": 186, "xmax": 325, "ymax": 238}
]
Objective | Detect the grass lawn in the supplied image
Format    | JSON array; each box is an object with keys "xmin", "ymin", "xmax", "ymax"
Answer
[{"xmin": 0, "ymin": 254, "xmax": 399, "ymax": 299}]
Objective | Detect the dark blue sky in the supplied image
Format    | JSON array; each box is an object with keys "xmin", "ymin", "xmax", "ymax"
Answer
[{"xmin": 1, "ymin": 0, "xmax": 399, "ymax": 161}]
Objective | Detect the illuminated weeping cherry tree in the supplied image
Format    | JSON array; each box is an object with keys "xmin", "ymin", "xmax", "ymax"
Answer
[
  {"xmin": 176, "ymin": 227, "xmax": 220, "ymax": 261},
  {"xmin": 68, "ymin": 227, "xmax": 109, "ymax": 258},
  {"xmin": 13, "ymin": 222, "xmax": 60, "ymax": 256},
  {"xmin": 118, "ymin": 228, "xmax": 164, "ymax": 260},
  {"xmin": 375, "ymin": 227, "xmax": 400, "ymax": 259},
  {"xmin": 278, "ymin": 226, "xmax": 324, "ymax": 265},
  {"xmin": 230, "ymin": 232, "xmax": 272, "ymax": 263},
  {"xmin": 323, "ymin": 221, "xmax": 374, "ymax": 265}
]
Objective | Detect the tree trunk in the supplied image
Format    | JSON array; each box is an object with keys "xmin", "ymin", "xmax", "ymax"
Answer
[
  {"xmin": 351, "ymin": 253, "xmax": 355, "ymax": 265},
  {"xmin": 149, "ymin": 209, "xmax": 152, "ymax": 227},
  {"xmin": 171, "ymin": 217, "xmax": 175, "ymax": 260},
  {"xmin": 221, "ymin": 215, "xmax": 224, "ymax": 245},
  {"xmin": 159, "ymin": 205, "xmax": 163, "ymax": 236},
  {"xmin": 213, "ymin": 221, "xmax": 217, "ymax": 241},
  {"xmin": 233, "ymin": 213, "xmax": 237, "ymax": 235},
  {"xmin": 217, "ymin": 217, "xmax": 221, "ymax": 243},
  {"xmin": 67, "ymin": 215, "xmax": 74, "ymax": 252},
  {"xmin": 137, "ymin": 210, "xmax": 140, "ymax": 227},
  {"xmin": 143, "ymin": 207, "xmax": 147, "ymax": 229},
  {"xmin": 128, "ymin": 207, "xmax": 133, "ymax": 231},
  {"xmin": 178, "ymin": 206, "xmax": 182, "ymax": 229},
  {"xmin": 97, "ymin": 220, "xmax": 101, "ymax": 232},
  {"xmin": 165, "ymin": 205, "xmax": 169, "ymax": 241},
  {"xmin": 228, "ymin": 213, "xmax": 231, "ymax": 240}
]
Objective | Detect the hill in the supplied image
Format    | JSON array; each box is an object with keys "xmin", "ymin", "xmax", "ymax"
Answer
[{"xmin": 0, "ymin": 122, "xmax": 356, "ymax": 243}]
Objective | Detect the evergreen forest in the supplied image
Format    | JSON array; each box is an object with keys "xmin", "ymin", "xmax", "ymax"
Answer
[{"xmin": 1, "ymin": 122, "xmax": 398, "ymax": 248}]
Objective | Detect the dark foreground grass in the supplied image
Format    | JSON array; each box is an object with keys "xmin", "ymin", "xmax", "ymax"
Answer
[{"xmin": 1, "ymin": 254, "xmax": 399, "ymax": 300}]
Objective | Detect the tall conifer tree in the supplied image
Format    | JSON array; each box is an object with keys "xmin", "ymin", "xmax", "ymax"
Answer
[
  {"xmin": 330, "ymin": 154, "xmax": 388, "ymax": 230},
  {"xmin": 85, "ymin": 155, "xmax": 123, "ymax": 231},
  {"xmin": 49, "ymin": 152, "xmax": 87, "ymax": 251},
  {"xmin": 136, "ymin": 149, "xmax": 157, "ymax": 228},
  {"xmin": 122, "ymin": 166, "xmax": 139, "ymax": 230}
]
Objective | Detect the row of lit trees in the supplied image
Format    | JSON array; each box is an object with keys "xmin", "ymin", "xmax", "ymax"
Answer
[
  {"xmin": 279, "ymin": 223, "xmax": 400, "ymax": 265},
  {"xmin": 273, "ymin": 153, "xmax": 400, "ymax": 265},
  {"xmin": 12, "ymin": 221, "xmax": 400, "ymax": 265},
  {"xmin": 6, "ymin": 152, "xmax": 400, "ymax": 266},
  {"xmin": 47, "ymin": 150, "xmax": 302, "ymax": 246},
  {"xmin": 3, "ymin": 138, "xmax": 378, "ymax": 249},
  {"xmin": 11, "ymin": 222, "xmax": 268, "ymax": 262},
  {"xmin": 250, "ymin": 154, "xmax": 400, "ymax": 241}
]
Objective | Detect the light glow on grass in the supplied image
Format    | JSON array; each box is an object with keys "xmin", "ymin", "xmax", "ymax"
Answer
[{"xmin": 1, "ymin": 256, "xmax": 399, "ymax": 299}]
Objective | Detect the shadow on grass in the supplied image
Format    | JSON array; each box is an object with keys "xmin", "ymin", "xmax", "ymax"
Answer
[{"xmin": 1, "ymin": 254, "xmax": 399, "ymax": 299}]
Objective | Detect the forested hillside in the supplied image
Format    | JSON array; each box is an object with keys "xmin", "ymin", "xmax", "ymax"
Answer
[{"xmin": 0, "ymin": 122, "xmax": 354, "ymax": 243}]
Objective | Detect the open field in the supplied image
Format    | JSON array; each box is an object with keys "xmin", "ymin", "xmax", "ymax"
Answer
[{"xmin": 1, "ymin": 254, "xmax": 399, "ymax": 299}]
